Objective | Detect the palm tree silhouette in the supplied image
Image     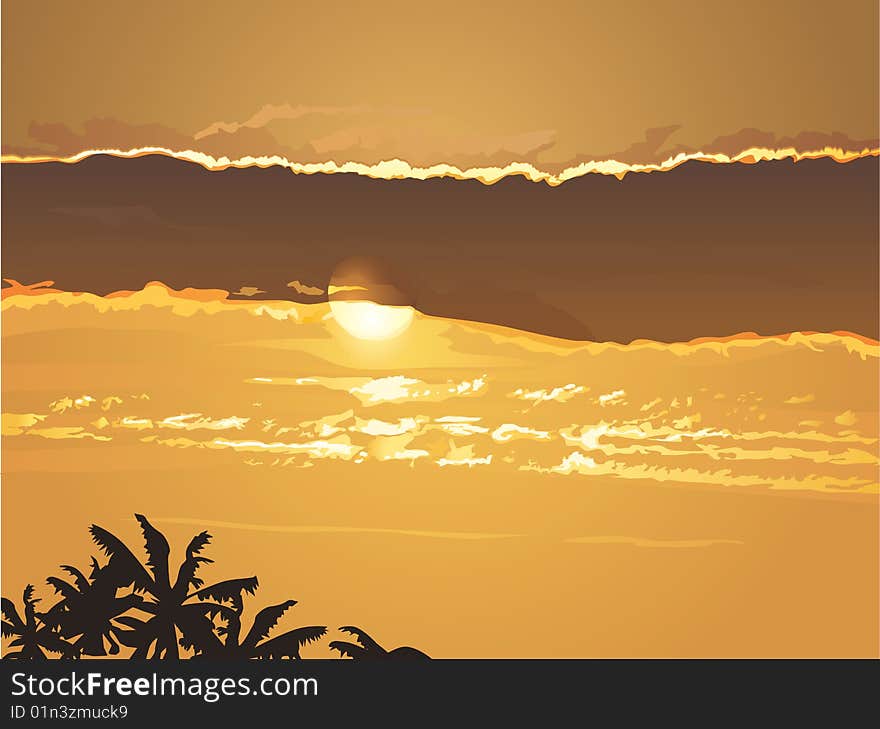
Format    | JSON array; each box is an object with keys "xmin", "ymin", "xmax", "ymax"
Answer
[
  {"xmin": 2, "ymin": 515, "xmax": 430, "ymax": 660},
  {"xmin": 181, "ymin": 599, "xmax": 327, "ymax": 659},
  {"xmin": 329, "ymin": 626, "xmax": 430, "ymax": 660},
  {"xmin": 2, "ymin": 585, "xmax": 75, "ymax": 659},
  {"xmin": 40, "ymin": 559, "xmax": 145, "ymax": 656},
  {"xmin": 91, "ymin": 514, "xmax": 256, "ymax": 659}
]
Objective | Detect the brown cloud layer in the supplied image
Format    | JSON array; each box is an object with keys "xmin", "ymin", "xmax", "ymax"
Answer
[{"xmin": 2, "ymin": 153, "xmax": 876, "ymax": 342}]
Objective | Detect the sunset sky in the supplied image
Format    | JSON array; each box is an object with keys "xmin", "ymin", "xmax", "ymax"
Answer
[
  {"xmin": 2, "ymin": 1, "xmax": 878, "ymax": 663},
  {"xmin": 3, "ymin": 0, "xmax": 878, "ymax": 168},
  {"xmin": 1, "ymin": 1, "xmax": 878, "ymax": 341}
]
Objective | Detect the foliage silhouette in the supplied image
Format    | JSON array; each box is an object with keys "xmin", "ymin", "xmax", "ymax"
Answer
[
  {"xmin": 40, "ymin": 559, "xmax": 145, "ymax": 656},
  {"xmin": 90, "ymin": 514, "xmax": 256, "ymax": 658},
  {"xmin": 2, "ymin": 586, "xmax": 75, "ymax": 659},
  {"xmin": 2, "ymin": 515, "xmax": 428, "ymax": 660},
  {"xmin": 330, "ymin": 626, "xmax": 430, "ymax": 660},
  {"xmin": 181, "ymin": 599, "xmax": 327, "ymax": 659}
]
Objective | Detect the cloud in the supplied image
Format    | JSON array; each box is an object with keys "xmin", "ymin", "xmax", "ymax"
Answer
[
  {"xmin": 566, "ymin": 536, "xmax": 743, "ymax": 548},
  {"xmin": 509, "ymin": 384, "xmax": 588, "ymax": 405},
  {"xmin": 7, "ymin": 110, "xmax": 878, "ymax": 179},
  {"xmin": 784, "ymin": 393, "xmax": 816, "ymax": 405},
  {"xmin": 194, "ymin": 103, "xmax": 376, "ymax": 139},
  {"xmin": 597, "ymin": 389, "xmax": 627, "ymax": 406},
  {"xmin": 150, "ymin": 517, "xmax": 522, "ymax": 541},
  {"xmin": 25, "ymin": 118, "xmax": 191, "ymax": 156},
  {"xmin": 834, "ymin": 410, "xmax": 858, "ymax": 427},
  {"xmin": 678, "ymin": 129, "xmax": 879, "ymax": 161},
  {"xmin": 304, "ymin": 123, "xmax": 557, "ymax": 166},
  {"xmin": 287, "ymin": 280, "xmax": 325, "ymax": 296},
  {"xmin": 193, "ymin": 125, "xmax": 297, "ymax": 161},
  {"xmin": 565, "ymin": 125, "xmax": 683, "ymax": 167},
  {"xmin": 11, "ymin": 108, "xmax": 557, "ymax": 172},
  {"xmin": 231, "ymin": 286, "xmax": 266, "ymax": 297},
  {"xmin": 560, "ymin": 126, "xmax": 879, "ymax": 170}
]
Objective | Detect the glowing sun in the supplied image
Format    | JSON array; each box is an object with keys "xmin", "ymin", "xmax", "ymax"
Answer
[{"xmin": 330, "ymin": 300, "xmax": 415, "ymax": 341}]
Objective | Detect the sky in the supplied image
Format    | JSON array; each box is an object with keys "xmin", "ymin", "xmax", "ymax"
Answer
[{"xmin": 3, "ymin": 0, "xmax": 878, "ymax": 168}]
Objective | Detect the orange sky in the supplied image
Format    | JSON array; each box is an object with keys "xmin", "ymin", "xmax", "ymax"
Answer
[{"xmin": 3, "ymin": 0, "xmax": 878, "ymax": 167}]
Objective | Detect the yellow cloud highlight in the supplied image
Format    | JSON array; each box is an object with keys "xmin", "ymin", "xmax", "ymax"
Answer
[
  {"xmin": 2, "ymin": 413, "xmax": 47, "ymax": 435},
  {"xmin": 3, "ymin": 145, "xmax": 877, "ymax": 186},
  {"xmin": 351, "ymin": 417, "xmax": 422, "ymax": 437},
  {"xmin": 491, "ymin": 424, "xmax": 552, "ymax": 443},
  {"xmin": 157, "ymin": 413, "xmax": 250, "ymax": 431},
  {"xmin": 202, "ymin": 436, "xmax": 362, "ymax": 460},
  {"xmin": 784, "ymin": 393, "xmax": 816, "ymax": 405},
  {"xmin": 436, "ymin": 440, "xmax": 493, "ymax": 467},
  {"xmin": 327, "ymin": 284, "xmax": 368, "ymax": 295},
  {"xmin": 509, "ymin": 383, "xmax": 587, "ymax": 405},
  {"xmin": 25, "ymin": 427, "xmax": 111, "ymax": 442},
  {"xmin": 522, "ymin": 451, "xmax": 876, "ymax": 493},
  {"xmin": 598, "ymin": 389, "xmax": 627, "ymax": 406}
]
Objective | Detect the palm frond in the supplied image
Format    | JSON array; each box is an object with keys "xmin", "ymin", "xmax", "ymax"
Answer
[
  {"xmin": 134, "ymin": 515, "xmax": 171, "ymax": 590},
  {"xmin": 173, "ymin": 556, "xmax": 213, "ymax": 595},
  {"xmin": 241, "ymin": 600, "xmax": 297, "ymax": 650},
  {"xmin": 339, "ymin": 625, "xmax": 383, "ymax": 654},
  {"xmin": 186, "ymin": 531, "xmax": 212, "ymax": 557},
  {"xmin": 88, "ymin": 525, "xmax": 153, "ymax": 593},
  {"xmin": 46, "ymin": 576, "xmax": 80, "ymax": 600},
  {"xmin": 172, "ymin": 530, "xmax": 213, "ymax": 594},
  {"xmin": 255, "ymin": 626, "xmax": 327, "ymax": 658},
  {"xmin": 23, "ymin": 586, "xmax": 40, "ymax": 629},
  {"xmin": 36, "ymin": 603, "xmax": 65, "ymax": 629},
  {"xmin": 1, "ymin": 597, "xmax": 24, "ymax": 630},
  {"xmin": 329, "ymin": 640, "xmax": 370, "ymax": 659},
  {"xmin": 59, "ymin": 565, "xmax": 90, "ymax": 592},
  {"xmin": 191, "ymin": 577, "xmax": 258, "ymax": 612},
  {"xmin": 179, "ymin": 601, "xmax": 237, "ymax": 623}
]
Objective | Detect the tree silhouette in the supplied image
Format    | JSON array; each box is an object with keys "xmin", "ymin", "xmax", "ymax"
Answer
[
  {"xmin": 330, "ymin": 626, "xmax": 430, "ymax": 660},
  {"xmin": 90, "ymin": 514, "xmax": 254, "ymax": 659},
  {"xmin": 181, "ymin": 599, "xmax": 327, "ymax": 659},
  {"xmin": 2, "ymin": 514, "xmax": 429, "ymax": 660},
  {"xmin": 40, "ymin": 559, "xmax": 145, "ymax": 656},
  {"xmin": 2, "ymin": 585, "xmax": 75, "ymax": 659}
]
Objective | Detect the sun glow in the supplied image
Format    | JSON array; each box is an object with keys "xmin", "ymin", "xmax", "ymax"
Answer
[{"xmin": 329, "ymin": 300, "xmax": 414, "ymax": 341}]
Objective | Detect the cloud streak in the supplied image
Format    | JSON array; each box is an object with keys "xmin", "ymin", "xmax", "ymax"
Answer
[
  {"xmin": 6, "ymin": 112, "xmax": 876, "ymax": 178},
  {"xmin": 566, "ymin": 536, "xmax": 744, "ymax": 548},
  {"xmin": 4, "ymin": 143, "xmax": 876, "ymax": 187},
  {"xmin": 287, "ymin": 280, "xmax": 325, "ymax": 296}
]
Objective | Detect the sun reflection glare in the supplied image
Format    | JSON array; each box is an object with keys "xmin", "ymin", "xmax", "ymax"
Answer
[{"xmin": 330, "ymin": 300, "xmax": 414, "ymax": 341}]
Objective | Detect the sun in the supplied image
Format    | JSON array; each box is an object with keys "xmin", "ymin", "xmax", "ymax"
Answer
[{"xmin": 330, "ymin": 300, "xmax": 415, "ymax": 341}]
